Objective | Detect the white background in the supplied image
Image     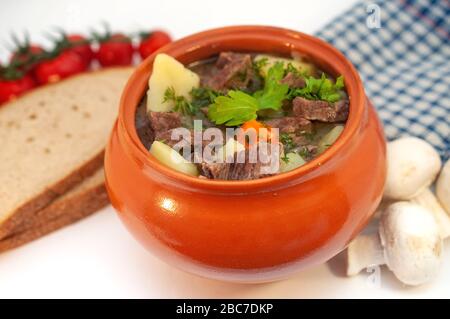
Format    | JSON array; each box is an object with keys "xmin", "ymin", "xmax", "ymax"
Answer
[{"xmin": 0, "ymin": 0, "xmax": 449, "ymax": 298}]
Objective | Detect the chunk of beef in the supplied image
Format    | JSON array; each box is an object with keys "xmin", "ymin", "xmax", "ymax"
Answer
[
  {"xmin": 200, "ymin": 143, "xmax": 281, "ymax": 180},
  {"xmin": 155, "ymin": 128, "xmax": 190, "ymax": 148},
  {"xmin": 203, "ymin": 52, "xmax": 254, "ymax": 91},
  {"xmin": 200, "ymin": 159, "xmax": 263, "ymax": 180},
  {"xmin": 290, "ymin": 134, "xmax": 314, "ymax": 147},
  {"xmin": 148, "ymin": 111, "xmax": 182, "ymax": 138},
  {"xmin": 215, "ymin": 52, "xmax": 242, "ymax": 68},
  {"xmin": 280, "ymin": 72, "xmax": 305, "ymax": 88},
  {"xmin": 292, "ymin": 97, "xmax": 349, "ymax": 122},
  {"xmin": 264, "ymin": 117, "xmax": 312, "ymax": 134}
]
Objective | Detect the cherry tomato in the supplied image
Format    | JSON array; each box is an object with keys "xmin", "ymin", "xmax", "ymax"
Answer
[
  {"xmin": 34, "ymin": 51, "xmax": 87, "ymax": 85},
  {"xmin": 55, "ymin": 34, "xmax": 94, "ymax": 67},
  {"xmin": 0, "ymin": 74, "xmax": 36, "ymax": 104},
  {"xmin": 10, "ymin": 44, "xmax": 44, "ymax": 66},
  {"xmin": 96, "ymin": 33, "xmax": 134, "ymax": 67},
  {"xmin": 138, "ymin": 30, "xmax": 172, "ymax": 59}
]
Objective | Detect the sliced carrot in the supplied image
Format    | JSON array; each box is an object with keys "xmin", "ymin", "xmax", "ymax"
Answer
[
  {"xmin": 240, "ymin": 119, "xmax": 273, "ymax": 143},
  {"xmin": 241, "ymin": 119, "xmax": 265, "ymax": 131}
]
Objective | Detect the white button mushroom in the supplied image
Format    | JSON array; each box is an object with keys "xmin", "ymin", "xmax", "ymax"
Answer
[
  {"xmin": 410, "ymin": 187, "xmax": 450, "ymax": 239},
  {"xmin": 384, "ymin": 137, "xmax": 441, "ymax": 200},
  {"xmin": 347, "ymin": 202, "xmax": 443, "ymax": 286},
  {"xmin": 346, "ymin": 234, "xmax": 384, "ymax": 276},
  {"xmin": 436, "ymin": 159, "xmax": 450, "ymax": 215},
  {"xmin": 381, "ymin": 136, "xmax": 450, "ymax": 238},
  {"xmin": 372, "ymin": 198, "xmax": 395, "ymax": 219}
]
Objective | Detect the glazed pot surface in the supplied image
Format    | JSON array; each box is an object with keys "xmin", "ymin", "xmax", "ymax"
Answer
[{"xmin": 105, "ymin": 26, "xmax": 386, "ymax": 282}]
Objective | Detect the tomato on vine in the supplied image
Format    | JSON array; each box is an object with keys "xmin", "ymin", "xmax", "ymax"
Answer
[{"xmin": 138, "ymin": 30, "xmax": 172, "ymax": 59}]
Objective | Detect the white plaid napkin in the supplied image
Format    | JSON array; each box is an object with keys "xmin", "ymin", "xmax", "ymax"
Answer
[{"xmin": 316, "ymin": 0, "xmax": 449, "ymax": 160}]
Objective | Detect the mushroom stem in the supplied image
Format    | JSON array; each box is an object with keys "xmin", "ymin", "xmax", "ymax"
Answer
[
  {"xmin": 410, "ymin": 187, "xmax": 450, "ymax": 239},
  {"xmin": 347, "ymin": 233, "xmax": 385, "ymax": 276},
  {"xmin": 436, "ymin": 159, "xmax": 450, "ymax": 215},
  {"xmin": 346, "ymin": 202, "xmax": 443, "ymax": 286}
]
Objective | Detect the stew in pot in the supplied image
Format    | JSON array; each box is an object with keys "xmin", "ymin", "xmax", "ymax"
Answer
[{"xmin": 136, "ymin": 52, "xmax": 348, "ymax": 180}]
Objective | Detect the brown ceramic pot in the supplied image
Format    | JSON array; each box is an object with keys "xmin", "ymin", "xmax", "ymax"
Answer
[{"xmin": 105, "ymin": 26, "xmax": 386, "ymax": 282}]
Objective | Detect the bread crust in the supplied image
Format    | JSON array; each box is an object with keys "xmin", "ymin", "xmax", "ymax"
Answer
[
  {"xmin": 0, "ymin": 151, "xmax": 104, "ymax": 239},
  {"xmin": 0, "ymin": 66, "xmax": 134, "ymax": 240},
  {"xmin": 0, "ymin": 180, "xmax": 109, "ymax": 253}
]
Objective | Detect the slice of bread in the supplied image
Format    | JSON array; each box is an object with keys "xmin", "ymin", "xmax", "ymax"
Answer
[
  {"xmin": 0, "ymin": 67, "xmax": 134, "ymax": 239},
  {"xmin": 8, "ymin": 168, "xmax": 107, "ymax": 235},
  {"xmin": 0, "ymin": 168, "xmax": 108, "ymax": 253}
]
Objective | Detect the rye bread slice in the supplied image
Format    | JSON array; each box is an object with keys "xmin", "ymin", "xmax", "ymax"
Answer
[
  {"xmin": 0, "ymin": 168, "xmax": 108, "ymax": 253},
  {"xmin": 8, "ymin": 168, "xmax": 107, "ymax": 235},
  {"xmin": 0, "ymin": 67, "xmax": 133, "ymax": 239}
]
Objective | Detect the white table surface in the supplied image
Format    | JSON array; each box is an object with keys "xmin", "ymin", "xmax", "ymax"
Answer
[{"xmin": 1, "ymin": 0, "xmax": 449, "ymax": 299}]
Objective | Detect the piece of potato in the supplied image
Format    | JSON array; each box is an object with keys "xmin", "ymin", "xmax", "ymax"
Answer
[
  {"xmin": 317, "ymin": 124, "xmax": 345, "ymax": 154},
  {"xmin": 280, "ymin": 152, "xmax": 306, "ymax": 172},
  {"xmin": 254, "ymin": 54, "xmax": 315, "ymax": 77},
  {"xmin": 147, "ymin": 54, "xmax": 200, "ymax": 112},
  {"xmin": 150, "ymin": 141, "xmax": 199, "ymax": 176}
]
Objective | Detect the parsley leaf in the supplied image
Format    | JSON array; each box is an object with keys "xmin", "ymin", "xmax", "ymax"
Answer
[
  {"xmin": 254, "ymin": 62, "xmax": 289, "ymax": 110},
  {"xmin": 207, "ymin": 90, "xmax": 258, "ymax": 126},
  {"xmin": 208, "ymin": 62, "xmax": 289, "ymax": 126},
  {"xmin": 289, "ymin": 73, "xmax": 345, "ymax": 103}
]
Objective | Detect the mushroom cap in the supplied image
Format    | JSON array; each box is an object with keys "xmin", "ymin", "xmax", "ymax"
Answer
[
  {"xmin": 436, "ymin": 159, "xmax": 450, "ymax": 214},
  {"xmin": 379, "ymin": 202, "xmax": 442, "ymax": 286},
  {"xmin": 384, "ymin": 137, "xmax": 441, "ymax": 200}
]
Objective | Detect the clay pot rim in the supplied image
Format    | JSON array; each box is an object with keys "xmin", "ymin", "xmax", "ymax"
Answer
[{"xmin": 117, "ymin": 25, "xmax": 365, "ymax": 191}]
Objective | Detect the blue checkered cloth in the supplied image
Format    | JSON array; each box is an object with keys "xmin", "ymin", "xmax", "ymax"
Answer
[{"xmin": 315, "ymin": 0, "xmax": 450, "ymax": 160}]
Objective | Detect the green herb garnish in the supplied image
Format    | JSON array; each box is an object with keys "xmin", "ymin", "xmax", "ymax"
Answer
[
  {"xmin": 281, "ymin": 153, "xmax": 290, "ymax": 164},
  {"xmin": 207, "ymin": 62, "xmax": 344, "ymax": 125},
  {"xmin": 208, "ymin": 62, "xmax": 289, "ymax": 126},
  {"xmin": 163, "ymin": 87, "xmax": 196, "ymax": 116},
  {"xmin": 253, "ymin": 57, "xmax": 268, "ymax": 73},
  {"xmin": 190, "ymin": 87, "xmax": 221, "ymax": 109},
  {"xmin": 280, "ymin": 133, "xmax": 295, "ymax": 153},
  {"xmin": 298, "ymin": 146, "xmax": 311, "ymax": 159},
  {"xmin": 253, "ymin": 61, "xmax": 289, "ymax": 110},
  {"xmin": 207, "ymin": 90, "xmax": 258, "ymax": 126},
  {"xmin": 285, "ymin": 62, "xmax": 303, "ymax": 77},
  {"xmin": 289, "ymin": 73, "xmax": 344, "ymax": 103}
]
